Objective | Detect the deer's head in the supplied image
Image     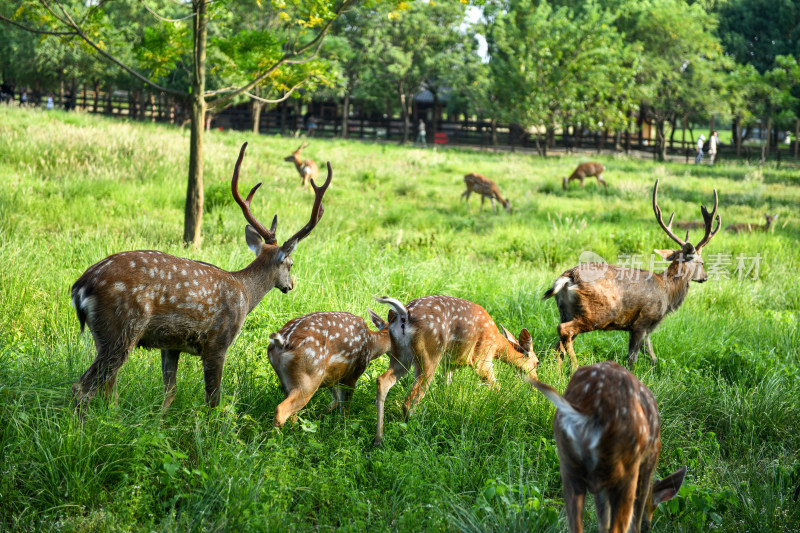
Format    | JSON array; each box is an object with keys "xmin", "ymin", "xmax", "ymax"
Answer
[
  {"xmin": 233, "ymin": 142, "xmax": 331, "ymax": 293},
  {"xmin": 284, "ymin": 142, "xmax": 307, "ymax": 164},
  {"xmin": 652, "ymin": 180, "xmax": 720, "ymax": 283}
]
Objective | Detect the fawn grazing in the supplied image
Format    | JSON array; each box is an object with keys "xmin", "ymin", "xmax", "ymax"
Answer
[
  {"xmin": 284, "ymin": 142, "xmax": 319, "ymax": 189},
  {"xmin": 71, "ymin": 142, "xmax": 332, "ymax": 410},
  {"xmin": 268, "ymin": 310, "xmax": 390, "ymax": 427},
  {"xmin": 461, "ymin": 173, "xmax": 512, "ymax": 213},
  {"xmin": 726, "ymin": 214, "xmax": 778, "ymax": 233},
  {"xmin": 530, "ymin": 361, "xmax": 686, "ymax": 533},
  {"xmin": 544, "ymin": 180, "xmax": 720, "ymax": 369},
  {"xmin": 563, "ymin": 162, "xmax": 607, "ymax": 190},
  {"xmin": 372, "ymin": 295, "xmax": 538, "ymax": 445}
]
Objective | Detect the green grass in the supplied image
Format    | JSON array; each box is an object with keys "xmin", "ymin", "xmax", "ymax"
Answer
[{"xmin": 1, "ymin": 106, "xmax": 798, "ymax": 532}]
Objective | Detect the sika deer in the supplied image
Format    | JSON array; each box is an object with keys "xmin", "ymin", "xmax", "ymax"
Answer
[
  {"xmin": 373, "ymin": 295, "xmax": 538, "ymax": 445},
  {"xmin": 461, "ymin": 173, "xmax": 512, "ymax": 214},
  {"xmin": 544, "ymin": 180, "xmax": 720, "ymax": 369},
  {"xmin": 563, "ymin": 162, "xmax": 607, "ymax": 190},
  {"xmin": 284, "ymin": 142, "xmax": 319, "ymax": 189},
  {"xmin": 726, "ymin": 214, "xmax": 778, "ymax": 233},
  {"xmin": 71, "ymin": 142, "xmax": 332, "ymax": 410},
  {"xmin": 268, "ymin": 310, "xmax": 390, "ymax": 427},
  {"xmin": 529, "ymin": 361, "xmax": 686, "ymax": 533}
]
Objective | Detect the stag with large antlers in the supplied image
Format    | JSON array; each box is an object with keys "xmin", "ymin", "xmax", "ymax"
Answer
[
  {"xmin": 284, "ymin": 142, "xmax": 318, "ymax": 189},
  {"xmin": 544, "ymin": 180, "xmax": 720, "ymax": 369},
  {"xmin": 71, "ymin": 142, "xmax": 332, "ymax": 410}
]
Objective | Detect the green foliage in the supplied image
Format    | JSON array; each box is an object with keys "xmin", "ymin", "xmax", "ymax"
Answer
[{"xmin": 1, "ymin": 108, "xmax": 799, "ymax": 531}]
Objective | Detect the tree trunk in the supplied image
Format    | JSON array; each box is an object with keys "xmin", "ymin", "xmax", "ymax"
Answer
[
  {"xmin": 491, "ymin": 118, "xmax": 498, "ymax": 146},
  {"xmin": 708, "ymin": 115, "xmax": 715, "ymax": 138},
  {"xmin": 183, "ymin": 0, "xmax": 208, "ymax": 247},
  {"xmin": 761, "ymin": 115, "xmax": 771, "ymax": 165},
  {"xmin": 93, "ymin": 82, "xmax": 99, "ymax": 113},
  {"xmin": 342, "ymin": 90, "xmax": 350, "ymax": 139},
  {"xmin": 794, "ymin": 117, "xmax": 799, "ymax": 158},
  {"xmin": 734, "ymin": 115, "xmax": 742, "ymax": 156},
  {"xmin": 655, "ymin": 118, "xmax": 666, "ymax": 161},
  {"xmin": 682, "ymin": 113, "xmax": 687, "ymax": 164},
  {"xmin": 400, "ymin": 91, "xmax": 410, "ymax": 144},
  {"xmin": 252, "ymin": 99, "xmax": 264, "ymax": 134}
]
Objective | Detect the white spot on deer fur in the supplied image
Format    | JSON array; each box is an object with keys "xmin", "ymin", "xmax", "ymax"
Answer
[
  {"xmin": 159, "ymin": 295, "xmax": 165, "ymax": 304},
  {"xmin": 181, "ymin": 269, "xmax": 187, "ymax": 276},
  {"xmin": 113, "ymin": 282, "xmax": 125, "ymax": 292},
  {"xmin": 172, "ymin": 265, "xmax": 177, "ymax": 272},
  {"xmin": 167, "ymin": 272, "xmax": 172, "ymax": 280},
  {"xmin": 169, "ymin": 296, "xmax": 177, "ymax": 304},
  {"xmin": 129, "ymin": 261, "xmax": 136, "ymax": 268}
]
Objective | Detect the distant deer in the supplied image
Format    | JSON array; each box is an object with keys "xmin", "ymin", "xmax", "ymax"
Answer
[
  {"xmin": 373, "ymin": 295, "xmax": 538, "ymax": 445},
  {"xmin": 726, "ymin": 214, "xmax": 778, "ymax": 234},
  {"xmin": 673, "ymin": 220, "xmax": 705, "ymax": 230},
  {"xmin": 284, "ymin": 142, "xmax": 318, "ymax": 189},
  {"xmin": 461, "ymin": 173, "xmax": 512, "ymax": 214},
  {"xmin": 71, "ymin": 142, "xmax": 332, "ymax": 410},
  {"xmin": 529, "ymin": 361, "xmax": 686, "ymax": 533},
  {"xmin": 268, "ymin": 310, "xmax": 390, "ymax": 427},
  {"xmin": 563, "ymin": 162, "xmax": 607, "ymax": 190},
  {"xmin": 544, "ymin": 180, "xmax": 720, "ymax": 369}
]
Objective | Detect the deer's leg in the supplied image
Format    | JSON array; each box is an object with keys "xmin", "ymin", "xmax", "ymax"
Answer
[
  {"xmin": 563, "ymin": 177, "xmax": 569, "ymax": 190},
  {"xmin": 201, "ymin": 351, "xmax": 227, "ymax": 408},
  {"xmin": 375, "ymin": 353, "xmax": 411, "ymax": 446},
  {"xmin": 480, "ymin": 195, "xmax": 485, "ymax": 211},
  {"xmin": 337, "ymin": 376, "xmax": 359, "ymax": 412},
  {"xmin": 562, "ymin": 476, "xmax": 587, "ymax": 533},
  {"xmin": 274, "ymin": 383, "xmax": 317, "ymax": 428},
  {"xmin": 579, "ymin": 177, "xmax": 586, "ymax": 187},
  {"xmin": 627, "ymin": 330, "xmax": 647, "ymax": 368},
  {"xmin": 631, "ymin": 458, "xmax": 657, "ymax": 533},
  {"xmin": 490, "ymin": 197, "xmax": 497, "ymax": 214},
  {"xmin": 597, "ymin": 174, "xmax": 608, "ymax": 189},
  {"xmin": 161, "ymin": 349, "xmax": 180, "ymax": 412},
  {"xmin": 557, "ymin": 321, "xmax": 581, "ymax": 371},
  {"xmin": 327, "ymin": 386, "xmax": 342, "ymax": 412},
  {"xmin": 461, "ymin": 189, "xmax": 470, "ymax": 203},
  {"xmin": 74, "ymin": 334, "xmax": 136, "ymax": 407},
  {"xmin": 403, "ymin": 337, "xmax": 442, "ymax": 420},
  {"xmin": 644, "ymin": 335, "xmax": 657, "ymax": 364},
  {"xmin": 608, "ymin": 469, "xmax": 639, "ymax": 533}
]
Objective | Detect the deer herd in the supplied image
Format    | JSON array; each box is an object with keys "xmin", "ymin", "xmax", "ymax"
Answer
[{"xmin": 70, "ymin": 141, "xmax": 775, "ymax": 532}]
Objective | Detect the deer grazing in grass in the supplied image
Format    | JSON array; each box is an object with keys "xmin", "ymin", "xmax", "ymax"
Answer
[
  {"xmin": 529, "ymin": 361, "xmax": 686, "ymax": 533},
  {"xmin": 284, "ymin": 142, "xmax": 318, "ymax": 189},
  {"xmin": 372, "ymin": 295, "xmax": 538, "ymax": 445},
  {"xmin": 563, "ymin": 162, "xmax": 607, "ymax": 190},
  {"xmin": 461, "ymin": 173, "xmax": 512, "ymax": 214},
  {"xmin": 268, "ymin": 310, "xmax": 390, "ymax": 427},
  {"xmin": 726, "ymin": 214, "xmax": 778, "ymax": 234},
  {"xmin": 544, "ymin": 180, "xmax": 720, "ymax": 370},
  {"xmin": 70, "ymin": 142, "xmax": 332, "ymax": 410}
]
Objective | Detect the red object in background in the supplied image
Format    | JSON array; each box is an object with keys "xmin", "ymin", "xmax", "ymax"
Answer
[{"xmin": 434, "ymin": 132, "xmax": 449, "ymax": 144}]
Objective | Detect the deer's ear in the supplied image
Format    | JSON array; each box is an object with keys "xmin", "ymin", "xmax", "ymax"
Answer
[
  {"xmin": 651, "ymin": 466, "xmax": 687, "ymax": 506},
  {"xmin": 518, "ymin": 329, "xmax": 532, "ymax": 353},
  {"xmin": 245, "ymin": 225, "xmax": 264, "ymax": 255},
  {"xmin": 654, "ymin": 249, "xmax": 677, "ymax": 261},
  {"xmin": 367, "ymin": 307, "xmax": 387, "ymax": 331}
]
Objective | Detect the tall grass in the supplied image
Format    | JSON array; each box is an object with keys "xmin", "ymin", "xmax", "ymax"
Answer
[{"xmin": 0, "ymin": 107, "xmax": 798, "ymax": 531}]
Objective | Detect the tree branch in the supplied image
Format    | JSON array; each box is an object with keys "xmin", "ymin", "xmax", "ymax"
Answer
[
  {"xmin": 244, "ymin": 81, "xmax": 305, "ymax": 104},
  {"xmin": 139, "ymin": 0, "xmax": 196, "ymax": 22},
  {"xmin": 40, "ymin": 0, "xmax": 187, "ymax": 98},
  {"xmin": 0, "ymin": 13, "xmax": 76, "ymax": 36},
  {"xmin": 206, "ymin": 0, "xmax": 353, "ymax": 108}
]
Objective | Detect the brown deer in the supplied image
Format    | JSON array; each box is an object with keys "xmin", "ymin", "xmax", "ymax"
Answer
[
  {"xmin": 726, "ymin": 214, "xmax": 778, "ymax": 233},
  {"xmin": 268, "ymin": 310, "xmax": 390, "ymax": 427},
  {"xmin": 284, "ymin": 142, "xmax": 319, "ymax": 189},
  {"xmin": 461, "ymin": 173, "xmax": 512, "ymax": 213},
  {"xmin": 70, "ymin": 142, "xmax": 332, "ymax": 411},
  {"xmin": 544, "ymin": 180, "xmax": 720, "ymax": 369},
  {"xmin": 563, "ymin": 162, "xmax": 607, "ymax": 190},
  {"xmin": 372, "ymin": 295, "xmax": 538, "ymax": 445},
  {"xmin": 673, "ymin": 220, "xmax": 705, "ymax": 230},
  {"xmin": 529, "ymin": 361, "xmax": 686, "ymax": 533}
]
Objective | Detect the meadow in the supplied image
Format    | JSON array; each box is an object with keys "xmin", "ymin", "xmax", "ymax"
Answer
[{"xmin": 0, "ymin": 106, "xmax": 798, "ymax": 532}]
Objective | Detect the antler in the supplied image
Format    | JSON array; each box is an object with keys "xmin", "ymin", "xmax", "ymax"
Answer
[
  {"xmin": 652, "ymin": 180, "xmax": 686, "ymax": 247},
  {"xmin": 281, "ymin": 161, "xmax": 332, "ymax": 254},
  {"xmin": 694, "ymin": 188, "xmax": 721, "ymax": 251},
  {"xmin": 231, "ymin": 142, "xmax": 278, "ymax": 245}
]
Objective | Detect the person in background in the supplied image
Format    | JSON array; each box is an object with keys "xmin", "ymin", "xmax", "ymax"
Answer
[
  {"xmin": 46, "ymin": 93, "xmax": 54, "ymax": 110},
  {"xmin": 695, "ymin": 134, "xmax": 705, "ymax": 164},
  {"xmin": 416, "ymin": 118, "xmax": 427, "ymax": 147},
  {"xmin": 708, "ymin": 130, "xmax": 718, "ymax": 165}
]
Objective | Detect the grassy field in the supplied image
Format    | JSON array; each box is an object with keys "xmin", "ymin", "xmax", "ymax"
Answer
[{"xmin": 0, "ymin": 106, "xmax": 798, "ymax": 532}]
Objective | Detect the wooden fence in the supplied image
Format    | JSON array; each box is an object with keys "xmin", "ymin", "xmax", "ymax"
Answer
[{"xmin": 10, "ymin": 86, "xmax": 800, "ymax": 166}]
